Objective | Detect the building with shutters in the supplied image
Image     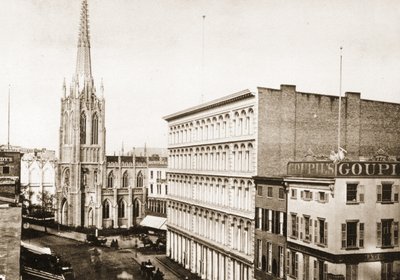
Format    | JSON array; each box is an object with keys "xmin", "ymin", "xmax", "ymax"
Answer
[{"xmin": 285, "ymin": 157, "xmax": 400, "ymax": 280}]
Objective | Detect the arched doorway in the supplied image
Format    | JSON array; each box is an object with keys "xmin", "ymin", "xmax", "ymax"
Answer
[
  {"xmin": 88, "ymin": 208, "xmax": 94, "ymax": 227},
  {"xmin": 61, "ymin": 199, "xmax": 68, "ymax": 226},
  {"xmin": 133, "ymin": 198, "xmax": 141, "ymax": 219}
]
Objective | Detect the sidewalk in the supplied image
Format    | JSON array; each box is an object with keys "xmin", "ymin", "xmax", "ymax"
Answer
[{"xmin": 156, "ymin": 256, "xmax": 202, "ymax": 280}]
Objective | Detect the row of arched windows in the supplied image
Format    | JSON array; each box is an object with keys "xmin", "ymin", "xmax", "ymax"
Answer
[
  {"xmin": 63, "ymin": 111, "xmax": 99, "ymax": 145},
  {"xmin": 169, "ymin": 142, "xmax": 255, "ymax": 173},
  {"xmin": 168, "ymin": 203, "xmax": 253, "ymax": 255},
  {"xmin": 102, "ymin": 198, "xmax": 141, "ymax": 219},
  {"xmin": 168, "ymin": 108, "xmax": 254, "ymax": 145},
  {"xmin": 168, "ymin": 175, "xmax": 253, "ymax": 212},
  {"xmin": 107, "ymin": 171, "xmax": 143, "ymax": 188}
]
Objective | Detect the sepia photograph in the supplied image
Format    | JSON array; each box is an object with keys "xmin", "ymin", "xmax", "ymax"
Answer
[{"xmin": 0, "ymin": 0, "xmax": 399, "ymax": 279}]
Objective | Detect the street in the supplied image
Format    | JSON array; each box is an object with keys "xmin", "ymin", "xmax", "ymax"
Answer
[{"xmin": 23, "ymin": 231, "xmax": 143, "ymax": 280}]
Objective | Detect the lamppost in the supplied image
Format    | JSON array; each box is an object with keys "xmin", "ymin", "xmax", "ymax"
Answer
[{"xmin": 134, "ymin": 238, "xmax": 138, "ymax": 258}]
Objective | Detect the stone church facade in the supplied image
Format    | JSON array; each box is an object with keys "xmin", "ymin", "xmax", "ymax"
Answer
[{"xmin": 55, "ymin": 0, "xmax": 145, "ymax": 229}]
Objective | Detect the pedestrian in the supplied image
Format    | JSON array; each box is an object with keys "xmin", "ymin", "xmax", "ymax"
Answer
[{"xmin": 115, "ymin": 239, "xmax": 119, "ymax": 249}]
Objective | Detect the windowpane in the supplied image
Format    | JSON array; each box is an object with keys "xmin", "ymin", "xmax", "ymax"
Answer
[
  {"xmin": 382, "ymin": 184, "xmax": 392, "ymax": 202},
  {"xmin": 382, "ymin": 220, "xmax": 392, "ymax": 247},
  {"xmin": 279, "ymin": 188, "xmax": 284, "ymax": 199},
  {"xmin": 267, "ymin": 187, "xmax": 273, "ymax": 197},
  {"xmin": 347, "ymin": 184, "xmax": 358, "ymax": 202},
  {"xmin": 347, "ymin": 222, "xmax": 357, "ymax": 248}
]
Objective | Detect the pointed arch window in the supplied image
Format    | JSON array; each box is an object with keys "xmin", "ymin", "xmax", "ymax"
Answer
[
  {"xmin": 80, "ymin": 112, "xmax": 86, "ymax": 144},
  {"xmin": 91, "ymin": 113, "xmax": 99, "ymax": 145},
  {"xmin": 122, "ymin": 171, "xmax": 129, "ymax": 188},
  {"xmin": 63, "ymin": 168, "xmax": 70, "ymax": 186},
  {"xmin": 136, "ymin": 171, "xmax": 143, "ymax": 188},
  {"xmin": 103, "ymin": 200, "xmax": 110, "ymax": 219},
  {"xmin": 107, "ymin": 171, "xmax": 114, "ymax": 188},
  {"xmin": 118, "ymin": 199, "xmax": 126, "ymax": 218},
  {"xmin": 133, "ymin": 199, "xmax": 141, "ymax": 218}
]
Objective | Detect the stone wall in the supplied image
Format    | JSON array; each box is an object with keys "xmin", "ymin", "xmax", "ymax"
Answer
[{"xmin": 0, "ymin": 206, "xmax": 22, "ymax": 280}]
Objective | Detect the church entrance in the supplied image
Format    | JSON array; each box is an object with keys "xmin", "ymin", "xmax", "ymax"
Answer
[
  {"xmin": 61, "ymin": 199, "xmax": 68, "ymax": 226},
  {"xmin": 88, "ymin": 208, "xmax": 94, "ymax": 227}
]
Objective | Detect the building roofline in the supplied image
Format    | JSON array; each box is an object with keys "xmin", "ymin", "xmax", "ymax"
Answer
[{"xmin": 163, "ymin": 89, "xmax": 254, "ymax": 121}]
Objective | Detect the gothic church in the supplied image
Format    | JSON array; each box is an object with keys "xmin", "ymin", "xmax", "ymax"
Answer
[{"xmin": 56, "ymin": 0, "xmax": 146, "ymax": 229}]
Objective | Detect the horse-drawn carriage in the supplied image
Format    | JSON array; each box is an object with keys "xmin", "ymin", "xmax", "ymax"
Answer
[
  {"xmin": 85, "ymin": 233, "xmax": 107, "ymax": 246},
  {"xmin": 140, "ymin": 261, "xmax": 164, "ymax": 280}
]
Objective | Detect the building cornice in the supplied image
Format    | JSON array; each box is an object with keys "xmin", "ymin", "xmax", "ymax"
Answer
[{"xmin": 163, "ymin": 90, "xmax": 254, "ymax": 121}]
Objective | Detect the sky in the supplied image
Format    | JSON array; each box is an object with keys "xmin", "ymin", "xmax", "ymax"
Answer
[{"xmin": 0, "ymin": 0, "xmax": 399, "ymax": 154}]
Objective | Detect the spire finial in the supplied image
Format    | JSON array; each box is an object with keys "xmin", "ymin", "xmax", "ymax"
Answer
[
  {"xmin": 62, "ymin": 78, "xmax": 66, "ymax": 97},
  {"xmin": 100, "ymin": 78, "xmax": 104, "ymax": 98},
  {"xmin": 75, "ymin": 0, "xmax": 92, "ymax": 87}
]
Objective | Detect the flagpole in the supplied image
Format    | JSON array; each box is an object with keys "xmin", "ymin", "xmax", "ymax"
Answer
[
  {"xmin": 8, "ymin": 84, "xmax": 11, "ymax": 149},
  {"xmin": 201, "ymin": 15, "xmax": 206, "ymax": 103},
  {"xmin": 337, "ymin": 47, "xmax": 343, "ymax": 153}
]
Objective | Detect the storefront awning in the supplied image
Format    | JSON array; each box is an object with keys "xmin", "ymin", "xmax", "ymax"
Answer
[{"xmin": 140, "ymin": 215, "xmax": 167, "ymax": 230}]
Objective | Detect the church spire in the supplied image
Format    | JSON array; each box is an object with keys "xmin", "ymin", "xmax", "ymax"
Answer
[{"xmin": 75, "ymin": 0, "xmax": 93, "ymax": 87}]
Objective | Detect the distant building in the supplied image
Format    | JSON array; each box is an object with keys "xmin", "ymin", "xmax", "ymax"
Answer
[
  {"xmin": 20, "ymin": 149, "xmax": 57, "ymax": 206},
  {"xmin": 146, "ymin": 154, "xmax": 168, "ymax": 217},
  {"xmin": 0, "ymin": 149, "xmax": 22, "ymax": 280},
  {"xmin": 0, "ymin": 149, "xmax": 22, "ymax": 204}
]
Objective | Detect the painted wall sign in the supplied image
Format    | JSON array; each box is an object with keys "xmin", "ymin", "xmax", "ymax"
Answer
[
  {"xmin": 337, "ymin": 162, "xmax": 400, "ymax": 177},
  {"xmin": 287, "ymin": 162, "xmax": 335, "ymax": 177},
  {"xmin": 287, "ymin": 161, "xmax": 400, "ymax": 178},
  {"xmin": 0, "ymin": 157, "xmax": 13, "ymax": 163}
]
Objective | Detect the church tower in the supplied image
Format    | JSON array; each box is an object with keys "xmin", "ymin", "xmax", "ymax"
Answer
[{"xmin": 57, "ymin": 0, "xmax": 106, "ymax": 228}]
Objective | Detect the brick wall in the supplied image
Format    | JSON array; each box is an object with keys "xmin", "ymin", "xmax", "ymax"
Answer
[
  {"xmin": 257, "ymin": 85, "xmax": 400, "ymax": 177},
  {"xmin": 0, "ymin": 206, "xmax": 21, "ymax": 280}
]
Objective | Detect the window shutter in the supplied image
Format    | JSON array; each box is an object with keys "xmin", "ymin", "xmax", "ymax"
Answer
[
  {"xmin": 359, "ymin": 185, "xmax": 365, "ymax": 203},
  {"xmin": 301, "ymin": 190, "xmax": 304, "ymax": 200},
  {"xmin": 377, "ymin": 185, "xmax": 382, "ymax": 202},
  {"xmin": 286, "ymin": 251, "xmax": 290, "ymax": 275},
  {"xmin": 341, "ymin": 223, "xmax": 346, "ymax": 248},
  {"xmin": 295, "ymin": 253, "xmax": 299, "ymax": 278},
  {"xmin": 313, "ymin": 260, "xmax": 318, "ymax": 280},
  {"xmin": 324, "ymin": 222, "xmax": 328, "ymax": 246},
  {"xmin": 325, "ymin": 192, "xmax": 329, "ymax": 203},
  {"xmin": 309, "ymin": 219, "xmax": 313, "ymax": 241},
  {"xmin": 314, "ymin": 220, "xmax": 318, "ymax": 243},
  {"xmin": 255, "ymin": 207, "xmax": 259, "ymax": 229},
  {"xmin": 359, "ymin": 223, "xmax": 364, "ymax": 248},
  {"xmin": 300, "ymin": 217, "xmax": 304, "ymax": 240},
  {"xmin": 323, "ymin": 263, "xmax": 328, "ymax": 280},
  {"xmin": 310, "ymin": 192, "xmax": 313, "ymax": 200},
  {"xmin": 377, "ymin": 222, "xmax": 382, "ymax": 247},
  {"xmin": 296, "ymin": 216, "xmax": 299, "ymax": 238},
  {"xmin": 393, "ymin": 185, "xmax": 399, "ymax": 202},
  {"xmin": 394, "ymin": 222, "xmax": 399, "ymax": 246},
  {"xmin": 288, "ymin": 214, "xmax": 292, "ymax": 237}
]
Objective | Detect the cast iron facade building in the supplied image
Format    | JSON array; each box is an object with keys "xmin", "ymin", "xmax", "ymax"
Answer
[{"xmin": 164, "ymin": 90, "xmax": 257, "ymax": 280}]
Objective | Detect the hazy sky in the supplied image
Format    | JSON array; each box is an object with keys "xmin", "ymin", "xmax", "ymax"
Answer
[{"xmin": 0, "ymin": 0, "xmax": 399, "ymax": 154}]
